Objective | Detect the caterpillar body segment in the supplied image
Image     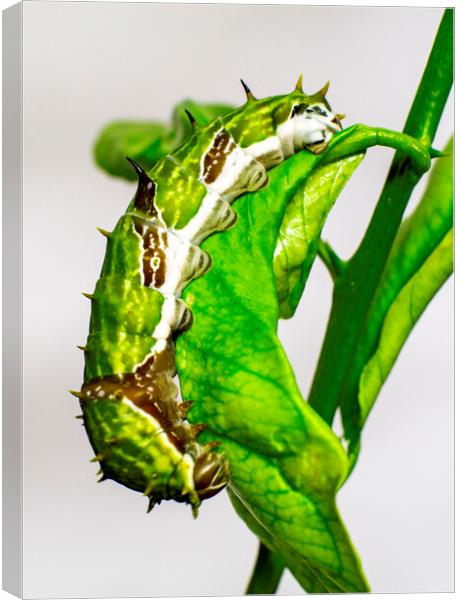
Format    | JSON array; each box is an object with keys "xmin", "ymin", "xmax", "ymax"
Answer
[{"xmin": 79, "ymin": 80, "xmax": 343, "ymax": 514}]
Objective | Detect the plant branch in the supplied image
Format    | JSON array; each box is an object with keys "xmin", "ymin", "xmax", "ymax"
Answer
[
  {"xmin": 307, "ymin": 9, "xmax": 453, "ymax": 429},
  {"xmin": 246, "ymin": 542, "xmax": 285, "ymax": 594},
  {"xmin": 321, "ymin": 125, "xmax": 431, "ymax": 174}
]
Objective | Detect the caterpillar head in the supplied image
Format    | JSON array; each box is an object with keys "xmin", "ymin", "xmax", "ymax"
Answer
[
  {"xmin": 273, "ymin": 79, "xmax": 344, "ymax": 155},
  {"xmin": 290, "ymin": 104, "xmax": 342, "ymax": 154},
  {"xmin": 291, "ymin": 80, "xmax": 344, "ymax": 154}
]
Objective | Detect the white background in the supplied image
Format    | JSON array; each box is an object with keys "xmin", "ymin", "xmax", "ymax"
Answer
[{"xmin": 1, "ymin": 1, "xmax": 454, "ymax": 598}]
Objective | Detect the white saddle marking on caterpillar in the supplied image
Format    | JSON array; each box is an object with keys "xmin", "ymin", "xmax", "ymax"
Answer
[
  {"xmin": 146, "ymin": 227, "xmax": 205, "ymax": 296},
  {"xmin": 153, "ymin": 295, "xmax": 187, "ymax": 340},
  {"xmin": 244, "ymin": 136, "xmax": 285, "ymax": 168},
  {"xmin": 179, "ymin": 190, "xmax": 234, "ymax": 245}
]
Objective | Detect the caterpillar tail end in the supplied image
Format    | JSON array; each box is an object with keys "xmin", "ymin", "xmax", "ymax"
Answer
[
  {"xmin": 193, "ymin": 449, "xmax": 231, "ymax": 502},
  {"xmin": 142, "ymin": 448, "xmax": 230, "ymax": 519}
]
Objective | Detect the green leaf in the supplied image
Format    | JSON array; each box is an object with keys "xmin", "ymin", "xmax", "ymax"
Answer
[
  {"xmin": 93, "ymin": 120, "xmax": 174, "ymax": 180},
  {"xmin": 358, "ymin": 227, "xmax": 452, "ymax": 423},
  {"xmin": 171, "ymin": 99, "xmax": 235, "ymax": 139},
  {"xmin": 336, "ymin": 138, "xmax": 453, "ymax": 465},
  {"xmin": 176, "ymin": 132, "xmax": 369, "ymax": 592},
  {"xmin": 308, "ymin": 10, "xmax": 452, "ymax": 430},
  {"xmin": 273, "ymin": 124, "xmax": 431, "ymax": 322},
  {"xmin": 274, "ymin": 153, "xmax": 364, "ymax": 319},
  {"xmin": 363, "ymin": 138, "xmax": 453, "ymax": 349},
  {"xmin": 228, "ymin": 486, "xmax": 363, "ymax": 593},
  {"xmin": 245, "ymin": 542, "xmax": 285, "ymax": 594},
  {"xmin": 356, "ymin": 139, "xmax": 453, "ymax": 426},
  {"xmin": 93, "ymin": 101, "xmax": 235, "ymax": 180}
]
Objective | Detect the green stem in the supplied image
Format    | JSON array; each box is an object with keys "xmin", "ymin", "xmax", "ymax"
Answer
[
  {"xmin": 246, "ymin": 542, "xmax": 285, "ymax": 595},
  {"xmin": 322, "ymin": 125, "xmax": 431, "ymax": 174},
  {"xmin": 307, "ymin": 9, "xmax": 453, "ymax": 428}
]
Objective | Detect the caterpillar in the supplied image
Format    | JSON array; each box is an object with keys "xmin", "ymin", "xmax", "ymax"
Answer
[{"xmin": 74, "ymin": 76, "xmax": 344, "ymax": 516}]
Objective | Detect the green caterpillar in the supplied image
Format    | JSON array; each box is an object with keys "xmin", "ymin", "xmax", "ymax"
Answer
[{"xmin": 74, "ymin": 77, "xmax": 344, "ymax": 515}]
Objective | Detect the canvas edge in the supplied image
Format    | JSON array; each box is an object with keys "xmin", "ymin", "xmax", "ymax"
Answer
[{"xmin": 2, "ymin": 2, "xmax": 23, "ymax": 598}]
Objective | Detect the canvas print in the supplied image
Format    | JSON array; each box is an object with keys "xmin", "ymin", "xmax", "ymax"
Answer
[{"xmin": 4, "ymin": 2, "xmax": 453, "ymax": 597}]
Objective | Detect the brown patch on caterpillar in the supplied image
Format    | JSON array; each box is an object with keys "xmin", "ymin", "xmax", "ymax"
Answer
[
  {"xmin": 133, "ymin": 221, "xmax": 168, "ymax": 288},
  {"xmin": 81, "ymin": 347, "xmax": 230, "ymax": 504},
  {"xmin": 127, "ymin": 157, "xmax": 157, "ymax": 217},
  {"xmin": 202, "ymin": 129, "xmax": 237, "ymax": 184},
  {"xmin": 131, "ymin": 215, "xmax": 211, "ymax": 294},
  {"xmin": 81, "ymin": 345, "xmax": 200, "ymax": 452}
]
